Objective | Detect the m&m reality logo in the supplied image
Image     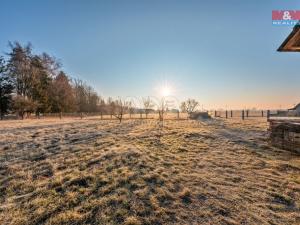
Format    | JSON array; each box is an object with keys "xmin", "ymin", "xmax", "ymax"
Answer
[{"xmin": 272, "ymin": 10, "xmax": 300, "ymax": 25}]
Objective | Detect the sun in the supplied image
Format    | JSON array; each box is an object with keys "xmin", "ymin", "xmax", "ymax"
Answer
[
  {"xmin": 161, "ymin": 85, "xmax": 171, "ymax": 97},
  {"xmin": 155, "ymin": 79, "xmax": 176, "ymax": 97}
]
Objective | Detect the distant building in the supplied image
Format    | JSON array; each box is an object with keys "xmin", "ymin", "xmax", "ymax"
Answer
[{"xmin": 288, "ymin": 104, "xmax": 300, "ymax": 116}]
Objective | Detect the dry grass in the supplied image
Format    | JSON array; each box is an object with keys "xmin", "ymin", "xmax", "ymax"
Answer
[{"xmin": 0, "ymin": 116, "xmax": 299, "ymax": 224}]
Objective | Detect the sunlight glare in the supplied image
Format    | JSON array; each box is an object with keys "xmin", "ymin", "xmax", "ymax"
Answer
[{"xmin": 161, "ymin": 85, "xmax": 171, "ymax": 97}]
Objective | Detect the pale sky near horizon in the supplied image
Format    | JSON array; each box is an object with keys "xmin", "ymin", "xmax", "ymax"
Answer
[{"xmin": 0, "ymin": 0, "xmax": 299, "ymax": 109}]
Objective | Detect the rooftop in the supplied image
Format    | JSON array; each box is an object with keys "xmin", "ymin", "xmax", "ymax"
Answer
[{"xmin": 277, "ymin": 23, "xmax": 300, "ymax": 52}]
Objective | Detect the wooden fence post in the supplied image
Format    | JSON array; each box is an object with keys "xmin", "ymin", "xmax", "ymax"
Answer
[
  {"xmin": 246, "ymin": 110, "xmax": 249, "ymax": 117},
  {"xmin": 261, "ymin": 110, "xmax": 264, "ymax": 117},
  {"xmin": 225, "ymin": 110, "xmax": 228, "ymax": 119},
  {"xmin": 230, "ymin": 110, "xmax": 233, "ymax": 118},
  {"xmin": 267, "ymin": 110, "xmax": 270, "ymax": 121},
  {"xmin": 242, "ymin": 110, "xmax": 245, "ymax": 120},
  {"xmin": 214, "ymin": 110, "xmax": 217, "ymax": 117}
]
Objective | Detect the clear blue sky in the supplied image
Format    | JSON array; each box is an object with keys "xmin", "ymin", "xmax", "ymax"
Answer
[{"xmin": 0, "ymin": 0, "xmax": 299, "ymax": 109}]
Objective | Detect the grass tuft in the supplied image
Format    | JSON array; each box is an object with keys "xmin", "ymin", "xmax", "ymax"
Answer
[{"xmin": 124, "ymin": 216, "xmax": 142, "ymax": 225}]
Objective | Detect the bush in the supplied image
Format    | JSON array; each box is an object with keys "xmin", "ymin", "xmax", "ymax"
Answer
[{"xmin": 12, "ymin": 95, "xmax": 37, "ymax": 119}]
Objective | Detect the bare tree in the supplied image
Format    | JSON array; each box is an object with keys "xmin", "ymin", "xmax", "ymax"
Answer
[
  {"xmin": 143, "ymin": 97, "xmax": 153, "ymax": 119},
  {"xmin": 180, "ymin": 98, "xmax": 199, "ymax": 118},
  {"xmin": 107, "ymin": 97, "xmax": 115, "ymax": 119},
  {"xmin": 158, "ymin": 97, "xmax": 168, "ymax": 123},
  {"xmin": 98, "ymin": 98, "xmax": 106, "ymax": 119},
  {"xmin": 127, "ymin": 101, "xmax": 135, "ymax": 118},
  {"xmin": 153, "ymin": 97, "xmax": 169, "ymax": 140},
  {"xmin": 114, "ymin": 98, "xmax": 129, "ymax": 123},
  {"xmin": 73, "ymin": 79, "xmax": 88, "ymax": 113}
]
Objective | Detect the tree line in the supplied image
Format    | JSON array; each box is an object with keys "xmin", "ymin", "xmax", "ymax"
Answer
[
  {"xmin": 0, "ymin": 42, "xmax": 107, "ymax": 119},
  {"xmin": 0, "ymin": 42, "xmax": 200, "ymax": 121}
]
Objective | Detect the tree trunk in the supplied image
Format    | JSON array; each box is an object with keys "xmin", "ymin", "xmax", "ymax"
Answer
[{"xmin": 20, "ymin": 111, "xmax": 24, "ymax": 120}]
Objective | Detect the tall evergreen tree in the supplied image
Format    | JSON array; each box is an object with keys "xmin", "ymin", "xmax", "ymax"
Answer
[
  {"xmin": 0, "ymin": 57, "xmax": 14, "ymax": 119},
  {"xmin": 7, "ymin": 42, "xmax": 33, "ymax": 98},
  {"xmin": 50, "ymin": 71, "xmax": 76, "ymax": 113},
  {"xmin": 30, "ymin": 54, "xmax": 59, "ymax": 114}
]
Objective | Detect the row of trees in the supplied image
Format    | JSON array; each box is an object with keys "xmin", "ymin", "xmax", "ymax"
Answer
[
  {"xmin": 0, "ymin": 42, "xmax": 200, "ymax": 121},
  {"xmin": 0, "ymin": 42, "xmax": 105, "ymax": 119}
]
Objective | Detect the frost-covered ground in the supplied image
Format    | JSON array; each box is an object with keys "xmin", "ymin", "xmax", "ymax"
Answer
[{"xmin": 0, "ymin": 117, "xmax": 299, "ymax": 225}]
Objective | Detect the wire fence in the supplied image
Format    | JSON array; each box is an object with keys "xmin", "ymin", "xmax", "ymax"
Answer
[
  {"xmin": 210, "ymin": 110, "xmax": 270, "ymax": 119},
  {"xmin": 1, "ymin": 112, "xmax": 186, "ymax": 120},
  {"xmin": 1, "ymin": 109, "xmax": 296, "ymax": 121}
]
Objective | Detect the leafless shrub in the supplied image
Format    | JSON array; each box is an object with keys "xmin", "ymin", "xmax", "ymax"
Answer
[
  {"xmin": 114, "ymin": 98, "xmax": 130, "ymax": 123},
  {"xmin": 142, "ymin": 97, "xmax": 154, "ymax": 119},
  {"xmin": 180, "ymin": 98, "xmax": 199, "ymax": 118}
]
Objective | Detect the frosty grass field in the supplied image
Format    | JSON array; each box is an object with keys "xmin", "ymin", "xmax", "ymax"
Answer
[{"xmin": 0, "ymin": 116, "xmax": 299, "ymax": 225}]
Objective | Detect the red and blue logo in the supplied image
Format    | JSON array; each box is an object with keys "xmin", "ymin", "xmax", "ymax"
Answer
[{"xmin": 272, "ymin": 10, "xmax": 300, "ymax": 25}]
